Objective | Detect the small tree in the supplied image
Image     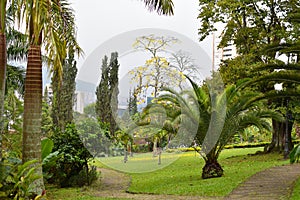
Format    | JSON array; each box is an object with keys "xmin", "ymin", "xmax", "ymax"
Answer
[
  {"xmin": 156, "ymin": 76, "xmax": 283, "ymax": 178},
  {"xmin": 129, "ymin": 35, "xmax": 179, "ymax": 100},
  {"xmin": 169, "ymin": 50, "xmax": 199, "ymax": 90}
]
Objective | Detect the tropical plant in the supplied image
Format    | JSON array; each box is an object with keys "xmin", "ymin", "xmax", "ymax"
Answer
[
  {"xmin": 0, "ymin": 159, "xmax": 46, "ymax": 200},
  {"xmin": 290, "ymin": 144, "xmax": 300, "ymax": 164},
  {"xmin": 13, "ymin": 0, "xmax": 82, "ymax": 195},
  {"xmin": 155, "ymin": 76, "xmax": 283, "ymax": 178}
]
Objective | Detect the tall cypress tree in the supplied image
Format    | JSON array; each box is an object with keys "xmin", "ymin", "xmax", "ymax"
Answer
[
  {"xmin": 51, "ymin": 52, "xmax": 77, "ymax": 131},
  {"xmin": 95, "ymin": 55, "xmax": 110, "ymax": 123},
  {"xmin": 108, "ymin": 52, "xmax": 119, "ymax": 136},
  {"xmin": 96, "ymin": 52, "xmax": 120, "ymax": 138}
]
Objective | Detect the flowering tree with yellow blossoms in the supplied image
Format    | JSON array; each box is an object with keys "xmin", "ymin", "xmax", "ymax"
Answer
[{"xmin": 129, "ymin": 35, "xmax": 179, "ymax": 104}]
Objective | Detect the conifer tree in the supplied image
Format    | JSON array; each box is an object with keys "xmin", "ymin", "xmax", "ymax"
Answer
[
  {"xmin": 95, "ymin": 56, "xmax": 110, "ymax": 123},
  {"xmin": 96, "ymin": 52, "xmax": 120, "ymax": 138},
  {"xmin": 51, "ymin": 52, "xmax": 77, "ymax": 131},
  {"xmin": 128, "ymin": 88, "xmax": 138, "ymax": 117},
  {"xmin": 108, "ymin": 52, "xmax": 119, "ymax": 135}
]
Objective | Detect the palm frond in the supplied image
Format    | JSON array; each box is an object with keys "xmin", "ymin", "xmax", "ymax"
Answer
[{"xmin": 142, "ymin": 0, "xmax": 174, "ymax": 16}]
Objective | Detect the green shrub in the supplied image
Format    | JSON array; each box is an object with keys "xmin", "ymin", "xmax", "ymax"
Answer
[{"xmin": 48, "ymin": 123, "xmax": 97, "ymax": 187}]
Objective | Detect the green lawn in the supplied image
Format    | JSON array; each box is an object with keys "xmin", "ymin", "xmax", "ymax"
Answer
[
  {"xmin": 95, "ymin": 151, "xmax": 181, "ymax": 173},
  {"xmin": 127, "ymin": 148, "xmax": 289, "ymax": 196},
  {"xmin": 47, "ymin": 147, "xmax": 289, "ymax": 199},
  {"xmin": 290, "ymin": 177, "xmax": 300, "ymax": 200}
]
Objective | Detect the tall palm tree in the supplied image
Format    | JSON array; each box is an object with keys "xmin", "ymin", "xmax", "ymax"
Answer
[
  {"xmin": 0, "ymin": 0, "xmax": 8, "ymax": 163},
  {"xmin": 142, "ymin": 0, "xmax": 174, "ymax": 15},
  {"xmin": 14, "ymin": 0, "xmax": 81, "ymax": 195},
  {"xmin": 156, "ymin": 77, "xmax": 283, "ymax": 178}
]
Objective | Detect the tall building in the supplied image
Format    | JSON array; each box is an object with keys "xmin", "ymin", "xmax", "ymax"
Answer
[
  {"xmin": 74, "ymin": 80, "xmax": 96, "ymax": 113},
  {"xmin": 213, "ymin": 33, "xmax": 238, "ymax": 71}
]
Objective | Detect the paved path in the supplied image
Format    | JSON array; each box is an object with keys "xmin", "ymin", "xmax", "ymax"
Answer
[
  {"xmin": 225, "ymin": 164, "xmax": 300, "ymax": 200},
  {"xmin": 96, "ymin": 164, "xmax": 300, "ymax": 200}
]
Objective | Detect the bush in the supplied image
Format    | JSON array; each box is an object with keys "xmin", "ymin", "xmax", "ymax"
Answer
[
  {"xmin": 290, "ymin": 143, "xmax": 300, "ymax": 164},
  {"xmin": 48, "ymin": 123, "xmax": 97, "ymax": 187},
  {"xmin": 68, "ymin": 166, "xmax": 99, "ymax": 187}
]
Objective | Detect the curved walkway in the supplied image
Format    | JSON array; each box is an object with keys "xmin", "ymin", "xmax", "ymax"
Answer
[
  {"xmin": 225, "ymin": 163, "xmax": 300, "ymax": 200},
  {"xmin": 96, "ymin": 164, "xmax": 300, "ymax": 200}
]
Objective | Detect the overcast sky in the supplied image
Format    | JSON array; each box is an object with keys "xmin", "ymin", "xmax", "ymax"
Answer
[{"xmin": 69, "ymin": 0, "xmax": 213, "ymax": 69}]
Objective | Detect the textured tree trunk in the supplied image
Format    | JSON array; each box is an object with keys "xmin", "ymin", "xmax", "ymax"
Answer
[
  {"xmin": 0, "ymin": 31, "xmax": 6, "ymax": 176},
  {"xmin": 202, "ymin": 158, "xmax": 223, "ymax": 179},
  {"xmin": 22, "ymin": 45, "xmax": 45, "ymax": 195},
  {"xmin": 265, "ymin": 119, "xmax": 293, "ymax": 153},
  {"xmin": 202, "ymin": 149, "xmax": 223, "ymax": 179}
]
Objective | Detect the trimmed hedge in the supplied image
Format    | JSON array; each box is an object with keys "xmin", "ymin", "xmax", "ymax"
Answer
[{"xmin": 166, "ymin": 140, "xmax": 300, "ymax": 153}]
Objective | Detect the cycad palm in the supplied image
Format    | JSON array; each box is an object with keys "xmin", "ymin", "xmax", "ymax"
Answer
[{"xmin": 157, "ymin": 77, "xmax": 282, "ymax": 178}]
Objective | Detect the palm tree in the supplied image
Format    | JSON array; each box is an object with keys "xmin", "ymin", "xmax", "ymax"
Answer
[
  {"xmin": 0, "ymin": 0, "xmax": 8, "ymax": 163},
  {"xmin": 156, "ymin": 76, "xmax": 283, "ymax": 178},
  {"xmin": 14, "ymin": 0, "xmax": 81, "ymax": 195},
  {"xmin": 142, "ymin": 0, "xmax": 174, "ymax": 15}
]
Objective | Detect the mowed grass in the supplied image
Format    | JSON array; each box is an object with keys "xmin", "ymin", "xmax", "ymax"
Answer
[
  {"xmin": 95, "ymin": 152, "xmax": 181, "ymax": 173},
  {"xmin": 127, "ymin": 148, "xmax": 289, "ymax": 196},
  {"xmin": 290, "ymin": 177, "xmax": 300, "ymax": 200},
  {"xmin": 47, "ymin": 147, "xmax": 289, "ymax": 199},
  {"xmin": 46, "ymin": 184, "xmax": 130, "ymax": 200}
]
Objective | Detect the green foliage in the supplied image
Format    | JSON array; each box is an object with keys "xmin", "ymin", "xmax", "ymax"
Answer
[
  {"xmin": 290, "ymin": 144, "xmax": 300, "ymax": 164},
  {"xmin": 83, "ymin": 103, "xmax": 96, "ymax": 118},
  {"xmin": 76, "ymin": 117, "xmax": 111, "ymax": 157},
  {"xmin": 128, "ymin": 89, "xmax": 138, "ymax": 117},
  {"xmin": 49, "ymin": 123, "xmax": 96, "ymax": 187},
  {"xmin": 41, "ymin": 138, "xmax": 53, "ymax": 160},
  {"xmin": 198, "ymin": 0, "xmax": 298, "ymax": 57},
  {"xmin": 153, "ymin": 75, "xmax": 283, "ymax": 178},
  {"xmin": 0, "ymin": 159, "xmax": 43, "ymax": 199},
  {"xmin": 42, "ymin": 88, "xmax": 52, "ymax": 137},
  {"xmin": 41, "ymin": 138, "xmax": 60, "ymax": 180}
]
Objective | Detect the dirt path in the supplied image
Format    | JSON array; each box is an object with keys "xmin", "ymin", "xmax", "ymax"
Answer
[{"xmin": 94, "ymin": 164, "xmax": 300, "ymax": 200}]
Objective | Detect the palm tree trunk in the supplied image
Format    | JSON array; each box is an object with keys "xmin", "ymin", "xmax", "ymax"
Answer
[
  {"xmin": 202, "ymin": 151, "xmax": 223, "ymax": 179},
  {"xmin": 22, "ymin": 45, "xmax": 45, "ymax": 195},
  {"xmin": 0, "ymin": 31, "xmax": 6, "ymax": 163}
]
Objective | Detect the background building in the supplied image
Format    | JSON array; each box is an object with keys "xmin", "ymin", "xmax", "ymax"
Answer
[{"xmin": 213, "ymin": 33, "xmax": 238, "ymax": 71}]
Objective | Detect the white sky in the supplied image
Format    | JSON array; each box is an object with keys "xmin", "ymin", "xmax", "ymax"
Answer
[
  {"xmin": 69, "ymin": 0, "xmax": 213, "ymax": 69},
  {"xmin": 68, "ymin": 0, "xmax": 215, "ymax": 106}
]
